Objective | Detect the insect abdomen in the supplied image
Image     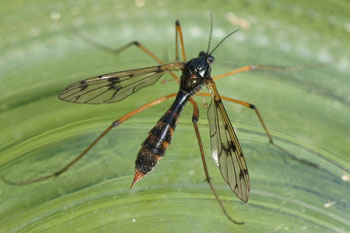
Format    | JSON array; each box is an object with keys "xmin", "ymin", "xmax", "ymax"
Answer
[
  {"xmin": 135, "ymin": 90, "xmax": 190, "ymax": 175},
  {"xmin": 135, "ymin": 110, "xmax": 178, "ymax": 175}
]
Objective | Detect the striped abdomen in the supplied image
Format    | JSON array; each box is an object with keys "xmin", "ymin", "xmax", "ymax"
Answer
[{"xmin": 135, "ymin": 90, "xmax": 190, "ymax": 175}]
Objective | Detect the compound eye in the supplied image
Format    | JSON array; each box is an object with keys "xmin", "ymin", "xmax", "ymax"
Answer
[{"xmin": 207, "ymin": 55, "xmax": 215, "ymax": 64}]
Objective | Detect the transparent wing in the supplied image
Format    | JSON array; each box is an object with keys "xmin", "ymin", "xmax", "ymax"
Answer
[
  {"xmin": 59, "ymin": 63, "xmax": 183, "ymax": 104},
  {"xmin": 207, "ymin": 83, "xmax": 250, "ymax": 202}
]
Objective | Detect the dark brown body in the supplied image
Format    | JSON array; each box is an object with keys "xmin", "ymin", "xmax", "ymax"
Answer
[
  {"xmin": 135, "ymin": 90, "xmax": 190, "ymax": 174},
  {"xmin": 134, "ymin": 54, "xmax": 211, "ymax": 177}
]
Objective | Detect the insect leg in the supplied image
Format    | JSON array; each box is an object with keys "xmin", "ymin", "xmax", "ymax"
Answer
[
  {"xmin": 1, "ymin": 93, "xmax": 178, "ymax": 185},
  {"xmin": 213, "ymin": 64, "xmax": 326, "ymax": 81},
  {"xmin": 197, "ymin": 92, "xmax": 319, "ymax": 168},
  {"xmin": 72, "ymin": 28, "xmax": 180, "ymax": 82},
  {"xmin": 175, "ymin": 20, "xmax": 187, "ymax": 62},
  {"xmin": 176, "ymin": 20, "xmax": 210, "ymax": 107},
  {"xmin": 189, "ymin": 98, "xmax": 244, "ymax": 225}
]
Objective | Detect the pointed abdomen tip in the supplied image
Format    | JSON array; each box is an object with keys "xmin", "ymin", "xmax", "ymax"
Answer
[{"xmin": 130, "ymin": 169, "xmax": 145, "ymax": 189}]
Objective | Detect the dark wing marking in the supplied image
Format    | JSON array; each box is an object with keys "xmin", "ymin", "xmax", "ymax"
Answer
[
  {"xmin": 207, "ymin": 87, "xmax": 250, "ymax": 202},
  {"xmin": 59, "ymin": 63, "xmax": 184, "ymax": 104}
]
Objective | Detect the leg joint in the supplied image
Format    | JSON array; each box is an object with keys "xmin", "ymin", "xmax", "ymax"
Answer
[
  {"xmin": 204, "ymin": 177, "xmax": 211, "ymax": 183},
  {"xmin": 112, "ymin": 120, "xmax": 120, "ymax": 127},
  {"xmin": 249, "ymin": 104, "xmax": 256, "ymax": 109},
  {"xmin": 54, "ymin": 171, "xmax": 61, "ymax": 177}
]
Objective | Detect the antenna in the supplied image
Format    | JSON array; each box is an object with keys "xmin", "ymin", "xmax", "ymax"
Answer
[
  {"xmin": 209, "ymin": 29, "xmax": 239, "ymax": 55},
  {"xmin": 206, "ymin": 13, "xmax": 214, "ymax": 54}
]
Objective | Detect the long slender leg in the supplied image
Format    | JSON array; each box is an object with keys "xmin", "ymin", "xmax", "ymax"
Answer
[
  {"xmin": 1, "ymin": 93, "xmax": 178, "ymax": 185},
  {"xmin": 211, "ymin": 62, "xmax": 327, "ymax": 148},
  {"xmin": 196, "ymin": 92, "xmax": 319, "ymax": 168},
  {"xmin": 72, "ymin": 28, "xmax": 180, "ymax": 82},
  {"xmin": 189, "ymin": 98, "xmax": 244, "ymax": 225},
  {"xmin": 213, "ymin": 64, "xmax": 325, "ymax": 81},
  {"xmin": 175, "ymin": 20, "xmax": 187, "ymax": 62},
  {"xmin": 175, "ymin": 20, "xmax": 210, "ymax": 107}
]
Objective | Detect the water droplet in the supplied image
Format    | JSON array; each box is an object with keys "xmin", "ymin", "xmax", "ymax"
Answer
[
  {"xmin": 341, "ymin": 174, "xmax": 350, "ymax": 181},
  {"xmin": 324, "ymin": 201, "xmax": 336, "ymax": 208}
]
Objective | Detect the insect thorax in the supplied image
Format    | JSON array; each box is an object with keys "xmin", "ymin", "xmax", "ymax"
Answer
[{"xmin": 180, "ymin": 57, "xmax": 211, "ymax": 94}]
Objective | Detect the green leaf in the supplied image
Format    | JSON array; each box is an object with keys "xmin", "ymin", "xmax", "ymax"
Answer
[{"xmin": 1, "ymin": 1, "xmax": 349, "ymax": 232}]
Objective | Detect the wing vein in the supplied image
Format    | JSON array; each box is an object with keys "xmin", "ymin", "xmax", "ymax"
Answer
[
  {"xmin": 206, "ymin": 81, "xmax": 250, "ymax": 202},
  {"xmin": 59, "ymin": 63, "xmax": 183, "ymax": 104}
]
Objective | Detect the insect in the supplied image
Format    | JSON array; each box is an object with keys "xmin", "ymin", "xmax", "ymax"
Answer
[{"xmin": 1, "ymin": 16, "xmax": 318, "ymax": 224}]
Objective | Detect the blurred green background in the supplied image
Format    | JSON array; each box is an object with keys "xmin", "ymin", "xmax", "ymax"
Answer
[{"xmin": 0, "ymin": 0, "xmax": 349, "ymax": 232}]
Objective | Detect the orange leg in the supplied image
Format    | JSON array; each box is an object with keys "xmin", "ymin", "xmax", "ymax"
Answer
[
  {"xmin": 189, "ymin": 97, "xmax": 244, "ymax": 224},
  {"xmin": 197, "ymin": 92, "xmax": 319, "ymax": 168},
  {"xmin": 175, "ymin": 20, "xmax": 211, "ymax": 106},
  {"xmin": 175, "ymin": 20, "xmax": 187, "ymax": 62},
  {"xmin": 213, "ymin": 64, "xmax": 323, "ymax": 81},
  {"xmin": 72, "ymin": 28, "xmax": 180, "ymax": 82},
  {"xmin": 1, "ymin": 93, "xmax": 178, "ymax": 185}
]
